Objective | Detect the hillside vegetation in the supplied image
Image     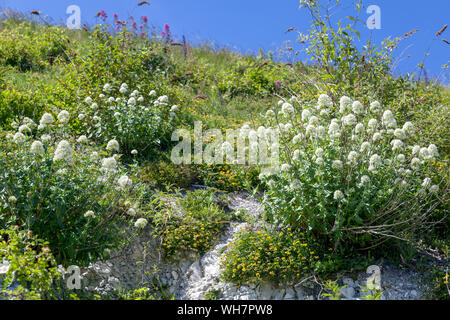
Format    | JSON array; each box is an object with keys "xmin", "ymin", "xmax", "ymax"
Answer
[{"xmin": 0, "ymin": 1, "xmax": 448, "ymax": 300}]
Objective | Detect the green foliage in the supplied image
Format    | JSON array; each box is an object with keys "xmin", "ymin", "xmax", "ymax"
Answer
[
  {"xmin": 151, "ymin": 189, "xmax": 230, "ymax": 258},
  {"xmin": 140, "ymin": 161, "xmax": 196, "ymax": 189},
  {"xmin": 424, "ymin": 265, "xmax": 450, "ymax": 300},
  {"xmin": 0, "ymin": 117, "xmax": 143, "ymax": 266},
  {"xmin": 0, "ymin": 227, "xmax": 59, "ymax": 300}
]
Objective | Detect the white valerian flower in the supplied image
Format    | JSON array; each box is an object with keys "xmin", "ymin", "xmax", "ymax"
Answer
[
  {"xmin": 84, "ymin": 210, "xmax": 95, "ymax": 218},
  {"xmin": 90, "ymin": 103, "xmax": 98, "ymax": 110},
  {"xmin": 77, "ymin": 135, "xmax": 88, "ymax": 144},
  {"xmin": 315, "ymin": 157, "xmax": 324, "ymax": 165},
  {"xmin": 430, "ymin": 185, "xmax": 439, "ymax": 193},
  {"xmin": 367, "ymin": 118, "xmax": 378, "ymax": 131},
  {"xmin": 293, "ymin": 149, "xmax": 301, "ymax": 161},
  {"xmin": 23, "ymin": 117, "xmax": 36, "ymax": 128},
  {"xmin": 397, "ymin": 154, "xmax": 406, "ymax": 163},
  {"xmin": 134, "ymin": 218, "xmax": 148, "ymax": 228},
  {"xmin": 369, "ymin": 154, "xmax": 382, "ymax": 172},
  {"xmin": 8, "ymin": 196, "xmax": 17, "ymax": 203},
  {"xmin": 127, "ymin": 208, "xmax": 136, "ymax": 216},
  {"xmin": 78, "ymin": 113, "xmax": 86, "ymax": 121},
  {"xmin": 301, "ymin": 109, "xmax": 311, "ymax": 122},
  {"xmin": 41, "ymin": 134, "xmax": 52, "ymax": 143},
  {"xmin": 137, "ymin": 96, "xmax": 144, "ymax": 103},
  {"xmin": 158, "ymin": 95, "xmax": 169, "ymax": 104},
  {"xmin": 316, "ymin": 125, "xmax": 326, "ymax": 139},
  {"xmin": 347, "ymin": 151, "xmax": 358, "ymax": 164},
  {"xmin": 411, "ymin": 145, "xmax": 420, "ymax": 155},
  {"xmin": 13, "ymin": 132, "xmax": 26, "ymax": 144},
  {"xmin": 391, "ymin": 139, "xmax": 403, "ymax": 151},
  {"xmin": 128, "ymin": 97, "xmax": 136, "ymax": 106},
  {"xmin": 30, "ymin": 140, "xmax": 44, "ymax": 155},
  {"xmin": 403, "ymin": 122, "xmax": 414, "ymax": 134},
  {"xmin": 422, "ymin": 177, "xmax": 431, "ymax": 189},
  {"xmin": 339, "ymin": 96, "xmax": 352, "ymax": 114},
  {"xmin": 410, "ymin": 157, "xmax": 421, "ymax": 170},
  {"xmin": 149, "ymin": 90, "xmax": 157, "ymax": 97},
  {"xmin": 101, "ymin": 157, "xmax": 117, "ymax": 171},
  {"xmin": 419, "ymin": 147, "xmax": 429, "ymax": 160},
  {"xmin": 317, "ymin": 94, "xmax": 332, "ymax": 109},
  {"xmin": 18, "ymin": 124, "xmax": 31, "ymax": 134},
  {"xmin": 369, "ymin": 101, "xmax": 381, "ymax": 113},
  {"xmin": 107, "ymin": 97, "xmax": 115, "ymax": 103},
  {"xmin": 328, "ymin": 121, "xmax": 340, "ymax": 138},
  {"xmin": 130, "ymin": 90, "xmax": 139, "ymax": 97},
  {"xmin": 333, "ymin": 190, "xmax": 345, "ymax": 201},
  {"xmin": 85, "ymin": 96, "xmax": 93, "ymax": 104},
  {"xmin": 305, "ymin": 124, "xmax": 316, "ymax": 137},
  {"xmin": 5, "ymin": 133, "xmax": 14, "ymax": 140},
  {"xmin": 320, "ymin": 108, "xmax": 330, "ymax": 116},
  {"xmin": 315, "ymin": 147, "xmax": 324, "ymax": 158},
  {"xmin": 343, "ymin": 114, "xmax": 357, "ymax": 126},
  {"xmin": 131, "ymin": 149, "xmax": 138, "ymax": 155},
  {"xmin": 281, "ymin": 102, "xmax": 295, "ymax": 115},
  {"xmin": 266, "ymin": 109, "xmax": 275, "ymax": 118},
  {"xmin": 382, "ymin": 110, "xmax": 397, "ymax": 128},
  {"xmin": 290, "ymin": 179, "xmax": 301, "ymax": 190},
  {"xmin": 170, "ymin": 105, "xmax": 179, "ymax": 112},
  {"xmin": 281, "ymin": 163, "xmax": 291, "ymax": 172},
  {"xmin": 103, "ymin": 83, "xmax": 112, "ymax": 92},
  {"xmin": 372, "ymin": 132, "xmax": 382, "ymax": 142},
  {"xmin": 53, "ymin": 140, "xmax": 73, "ymax": 164},
  {"xmin": 332, "ymin": 160, "xmax": 343, "ymax": 170},
  {"xmin": 57, "ymin": 110, "xmax": 70, "ymax": 125},
  {"xmin": 355, "ymin": 123, "xmax": 364, "ymax": 134},
  {"xmin": 360, "ymin": 175, "xmax": 370, "ymax": 185},
  {"xmin": 428, "ymin": 144, "xmax": 439, "ymax": 159},
  {"xmin": 0, "ymin": 260, "xmax": 11, "ymax": 274},
  {"xmin": 394, "ymin": 128, "xmax": 406, "ymax": 140},
  {"xmin": 106, "ymin": 139, "xmax": 120, "ymax": 152},
  {"xmin": 120, "ymin": 83, "xmax": 128, "ymax": 90},
  {"xmin": 308, "ymin": 116, "xmax": 319, "ymax": 126},
  {"xmin": 118, "ymin": 175, "xmax": 132, "ymax": 189},
  {"xmin": 119, "ymin": 86, "xmax": 127, "ymax": 94},
  {"xmin": 39, "ymin": 113, "xmax": 54, "ymax": 128},
  {"xmin": 360, "ymin": 141, "xmax": 370, "ymax": 153},
  {"xmin": 352, "ymin": 101, "xmax": 364, "ymax": 114},
  {"xmin": 90, "ymin": 151, "xmax": 100, "ymax": 161}
]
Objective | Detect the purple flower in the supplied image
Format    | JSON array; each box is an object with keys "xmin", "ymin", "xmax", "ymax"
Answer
[
  {"xmin": 113, "ymin": 13, "xmax": 118, "ymax": 19},
  {"xmin": 142, "ymin": 15, "xmax": 148, "ymax": 23}
]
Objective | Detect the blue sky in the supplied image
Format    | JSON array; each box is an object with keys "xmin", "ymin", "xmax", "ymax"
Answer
[{"xmin": 1, "ymin": 0, "xmax": 449, "ymax": 83}]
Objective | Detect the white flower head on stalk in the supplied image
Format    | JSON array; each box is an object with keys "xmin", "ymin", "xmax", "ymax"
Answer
[
  {"xmin": 134, "ymin": 218, "xmax": 148, "ymax": 228},
  {"xmin": 352, "ymin": 101, "xmax": 364, "ymax": 115},
  {"xmin": 422, "ymin": 177, "xmax": 432, "ymax": 189},
  {"xmin": 430, "ymin": 185, "xmax": 439, "ymax": 193},
  {"xmin": 301, "ymin": 109, "xmax": 311, "ymax": 122},
  {"xmin": 39, "ymin": 113, "xmax": 54, "ymax": 128},
  {"xmin": 369, "ymin": 101, "xmax": 381, "ymax": 113},
  {"xmin": 317, "ymin": 94, "xmax": 332, "ymax": 110},
  {"xmin": 103, "ymin": 83, "xmax": 112, "ymax": 92},
  {"xmin": 91, "ymin": 103, "xmax": 98, "ymax": 110},
  {"xmin": 419, "ymin": 147, "xmax": 430, "ymax": 160},
  {"xmin": 30, "ymin": 140, "xmax": 44, "ymax": 155},
  {"xmin": 403, "ymin": 122, "xmax": 414, "ymax": 134},
  {"xmin": 23, "ymin": 117, "xmax": 36, "ymax": 128},
  {"xmin": 13, "ymin": 132, "xmax": 27, "ymax": 144},
  {"xmin": 372, "ymin": 132, "xmax": 382, "ymax": 142},
  {"xmin": 360, "ymin": 141, "xmax": 370, "ymax": 153},
  {"xmin": 367, "ymin": 119, "xmax": 378, "ymax": 131},
  {"xmin": 118, "ymin": 175, "xmax": 132, "ymax": 189},
  {"xmin": 332, "ymin": 160, "xmax": 343, "ymax": 170},
  {"xmin": 382, "ymin": 110, "xmax": 397, "ymax": 129},
  {"xmin": 84, "ymin": 210, "xmax": 95, "ymax": 218},
  {"xmin": 328, "ymin": 121, "xmax": 340, "ymax": 138},
  {"xmin": 360, "ymin": 175, "xmax": 370, "ymax": 185},
  {"xmin": 130, "ymin": 90, "xmax": 139, "ymax": 97},
  {"xmin": 78, "ymin": 113, "xmax": 86, "ymax": 121},
  {"xmin": 127, "ymin": 208, "xmax": 136, "ymax": 216},
  {"xmin": 334, "ymin": 190, "xmax": 345, "ymax": 201},
  {"xmin": 18, "ymin": 124, "xmax": 31, "ymax": 134},
  {"xmin": 355, "ymin": 123, "xmax": 364, "ymax": 134},
  {"xmin": 106, "ymin": 139, "xmax": 120, "ymax": 153},
  {"xmin": 53, "ymin": 140, "xmax": 74, "ymax": 165},
  {"xmin": 391, "ymin": 139, "xmax": 403, "ymax": 151},
  {"xmin": 369, "ymin": 154, "xmax": 382, "ymax": 172},
  {"xmin": 101, "ymin": 157, "xmax": 117, "ymax": 171},
  {"xmin": 77, "ymin": 135, "xmax": 88, "ymax": 144},
  {"xmin": 428, "ymin": 144, "xmax": 439, "ymax": 159},
  {"xmin": 343, "ymin": 114, "xmax": 357, "ymax": 127},
  {"xmin": 0, "ymin": 260, "xmax": 11, "ymax": 274},
  {"xmin": 8, "ymin": 196, "xmax": 17, "ymax": 204},
  {"xmin": 410, "ymin": 157, "xmax": 421, "ymax": 170},
  {"xmin": 170, "ymin": 105, "xmax": 179, "ymax": 112},
  {"xmin": 149, "ymin": 90, "xmax": 157, "ymax": 97},
  {"xmin": 84, "ymin": 96, "xmax": 93, "ymax": 104},
  {"xmin": 281, "ymin": 102, "xmax": 295, "ymax": 115},
  {"xmin": 315, "ymin": 147, "xmax": 324, "ymax": 158},
  {"xmin": 397, "ymin": 154, "xmax": 406, "ymax": 163},
  {"xmin": 128, "ymin": 97, "xmax": 137, "ymax": 106},
  {"xmin": 57, "ymin": 110, "xmax": 70, "ymax": 125},
  {"xmin": 281, "ymin": 163, "xmax": 291, "ymax": 172},
  {"xmin": 131, "ymin": 149, "xmax": 138, "ymax": 155},
  {"xmin": 339, "ymin": 96, "xmax": 352, "ymax": 114},
  {"xmin": 347, "ymin": 151, "xmax": 358, "ymax": 164},
  {"xmin": 394, "ymin": 128, "xmax": 406, "ymax": 140}
]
